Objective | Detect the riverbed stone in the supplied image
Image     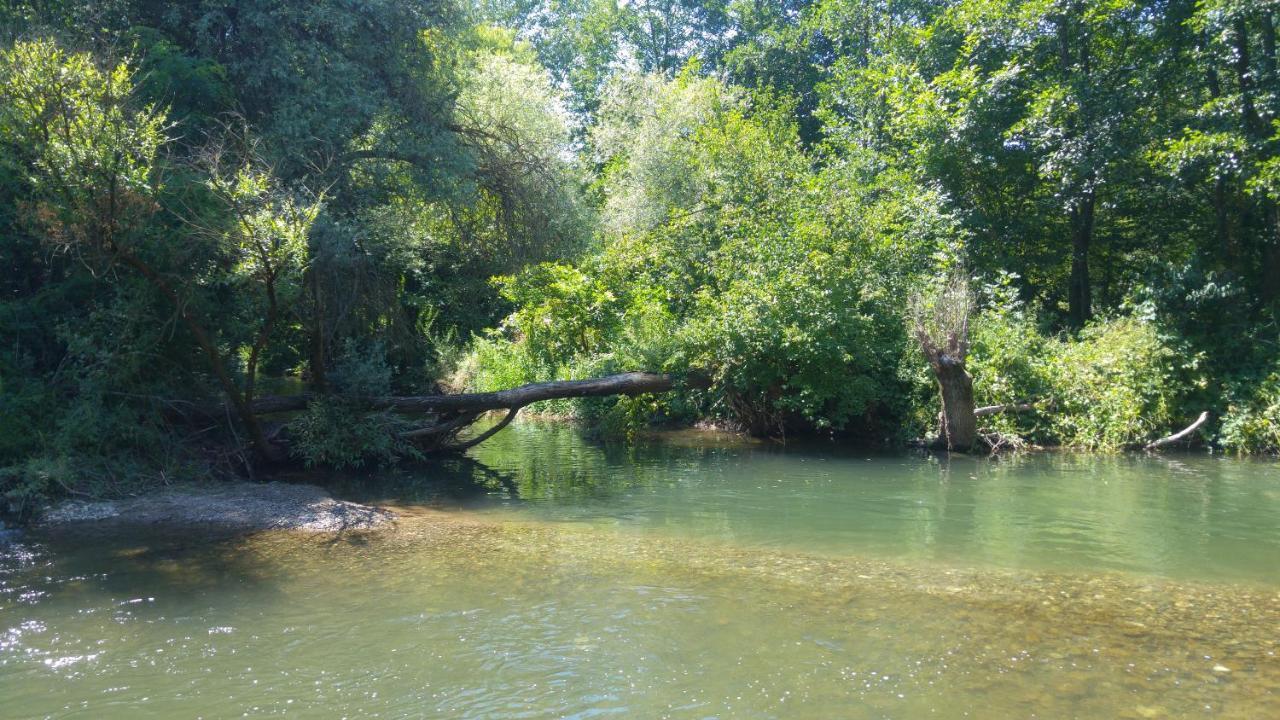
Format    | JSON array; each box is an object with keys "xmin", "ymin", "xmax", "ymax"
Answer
[{"xmin": 38, "ymin": 481, "xmax": 394, "ymax": 534}]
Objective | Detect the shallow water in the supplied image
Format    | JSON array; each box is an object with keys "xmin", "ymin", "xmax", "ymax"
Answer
[{"xmin": 2, "ymin": 422, "xmax": 1278, "ymax": 718}]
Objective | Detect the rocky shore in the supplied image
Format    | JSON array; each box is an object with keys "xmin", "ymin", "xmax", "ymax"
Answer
[{"xmin": 37, "ymin": 481, "xmax": 394, "ymax": 534}]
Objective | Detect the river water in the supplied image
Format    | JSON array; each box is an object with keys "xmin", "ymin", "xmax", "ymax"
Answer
[{"xmin": 2, "ymin": 422, "xmax": 1278, "ymax": 718}]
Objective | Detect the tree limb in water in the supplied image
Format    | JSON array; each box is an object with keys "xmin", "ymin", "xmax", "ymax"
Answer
[
  {"xmin": 1145, "ymin": 411, "xmax": 1210, "ymax": 450},
  {"xmin": 437, "ymin": 407, "xmax": 521, "ymax": 452},
  {"xmin": 245, "ymin": 372, "xmax": 707, "ymax": 416},
  {"xmin": 400, "ymin": 411, "xmax": 482, "ymax": 440},
  {"xmin": 189, "ymin": 372, "xmax": 710, "ymax": 456}
]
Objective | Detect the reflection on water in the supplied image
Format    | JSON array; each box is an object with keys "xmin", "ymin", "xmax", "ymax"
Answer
[
  {"xmin": 1, "ymin": 421, "xmax": 1278, "ymax": 718},
  {"xmin": 349, "ymin": 420, "xmax": 1280, "ymax": 585}
]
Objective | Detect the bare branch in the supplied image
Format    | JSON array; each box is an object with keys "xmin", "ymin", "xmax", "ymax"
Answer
[{"xmin": 1145, "ymin": 411, "xmax": 1210, "ymax": 450}]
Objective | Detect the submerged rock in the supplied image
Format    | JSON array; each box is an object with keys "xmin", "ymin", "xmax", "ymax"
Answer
[{"xmin": 39, "ymin": 482, "xmax": 394, "ymax": 534}]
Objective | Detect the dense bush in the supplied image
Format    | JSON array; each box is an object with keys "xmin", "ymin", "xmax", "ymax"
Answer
[
  {"xmin": 287, "ymin": 343, "xmax": 425, "ymax": 469},
  {"xmin": 5, "ymin": 0, "xmax": 1280, "ymax": 515},
  {"xmin": 456, "ymin": 72, "xmax": 962, "ymax": 438},
  {"xmin": 969, "ymin": 301, "xmax": 1199, "ymax": 450},
  {"xmin": 1220, "ymin": 366, "xmax": 1280, "ymax": 454},
  {"xmin": 0, "ymin": 15, "xmax": 595, "ymax": 504},
  {"xmin": 1045, "ymin": 318, "xmax": 1189, "ymax": 450},
  {"xmin": 286, "ymin": 400, "xmax": 424, "ymax": 469}
]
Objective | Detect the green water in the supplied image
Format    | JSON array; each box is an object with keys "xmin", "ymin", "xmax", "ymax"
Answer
[{"xmin": 3, "ymin": 422, "xmax": 1279, "ymax": 718}]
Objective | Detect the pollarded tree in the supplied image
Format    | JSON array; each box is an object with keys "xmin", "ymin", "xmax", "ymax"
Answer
[{"xmin": 912, "ymin": 273, "xmax": 977, "ymax": 452}]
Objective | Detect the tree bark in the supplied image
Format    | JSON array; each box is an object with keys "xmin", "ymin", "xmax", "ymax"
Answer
[
  {"xmin": 1214, "ymin": 176, "xmax": 1235, "ymax": 264},
  {"xmin": 115, "ymin": 250, "xmax": 278, "ymax": 460},
  {"xmin": 1232, "ymin": 19, "xmax": 1266, "ymax": 138},
  {"xmin": 931, "ymin": 353, "xmax": 978, "ymax": 452},
  {"xmin": 1265, "ymin": 205, "xmax": 1280, "ymax": 303},
  {"xmin": 183, "ymin": 372, "xmax": 710, "ymax": 454},
  {"xmin": 244, "ymin": 371, "xmax": 707, "ymax": 415},
  {"xmin": 1145, "ymin": 411, "xmax": 1210, "ymax": 450},
  {"xmin": 1068, "ymin": 191, "xmax": 1095, "ymax": 328},
  {"xmin": 306, "ymin": 265, "xmax": 327, "ymax": 392}
]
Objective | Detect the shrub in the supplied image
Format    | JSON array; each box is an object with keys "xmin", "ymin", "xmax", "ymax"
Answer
[
  {"xmin": 1219, "ymin": 367, "xmax": 1280, "ymax": 454},
  {"xmin": 1045, "ymin": 318, "xmax": 1186, "ymax": 450},
  {"xmin": 286, "ymin": 399, "xmax": 422, "ymax": 469},
  {"xmin": 970, "ymin": 309, "xmax": 1196, "ymax": 450},
  {"xmin": 286, "ymin": 341, "xmax": 425, "ymax": 468}
]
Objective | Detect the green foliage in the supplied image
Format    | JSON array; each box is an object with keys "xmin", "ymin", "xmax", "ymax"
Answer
[
  {"xmin": 1220, "ymin": 363, "xmax": 1280, "ymax": 454},
  {"xmin": 0, "ymin": 313, "xmax": 211, "ymax": 513},
  {"xmin": 286, "ymin": 400, "xmax": 424, "ymax": 470},
  {"xmin": 462, "ymin": 72, "xmax": 959, "ymax": 438},
  {"xmin": 5, "ymin": 0, "xmax": 1280, "ymax": 517},
  {"xmin": 1045, "ymin": 318, "xmax": 1187, "ymax": 450},
  {"xmin": 0, "ymin": 39, "xmax": 166, "ymax": 252},
  {"xmin": 287, "ymin": 343, "xmax": 423, "ymax": 469},
  {"xmin": 967, "ymin": 287, "xmax": 1054, "ymax": 440},
  {"xmin": 971, "ymin": 303, "xmax": 1198, "ymax": 450}
]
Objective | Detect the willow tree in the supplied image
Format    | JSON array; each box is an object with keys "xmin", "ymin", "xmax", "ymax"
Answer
[{"xmin": 913, "ymin": 274, "xmax": 977, "ymax": 452}]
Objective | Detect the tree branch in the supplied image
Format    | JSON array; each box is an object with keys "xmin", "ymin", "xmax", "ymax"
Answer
[
  {"xmin": 246, "ymin": 371, "xmax": 709, "ymax": 415},
  {"xmin": 974, "ymin": 401, "xmax": 1040, "ymax": 417},
  {"xmin": 1145, "ymin": 411, "xmax": 1210, "ymax": 450}
]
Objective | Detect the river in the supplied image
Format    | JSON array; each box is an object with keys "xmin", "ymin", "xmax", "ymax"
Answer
[{"xmin": 2, "ymin": 421, "xmax": 1278, "ymax": 718}]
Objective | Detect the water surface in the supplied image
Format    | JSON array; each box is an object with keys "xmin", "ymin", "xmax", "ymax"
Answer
[
  {"xmin": 454, "ymin": 424, "xmax": 1280, "ymax": 585},
  {"xmin": 2, "ymin": 422, "xmax": 1278, "ymax": 718}
]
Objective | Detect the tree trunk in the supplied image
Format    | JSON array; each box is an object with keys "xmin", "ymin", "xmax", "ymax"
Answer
[
  {"xmin": 1233, "ymin": 19, "xmax": 1266, "ymax": 137},
  {"xmin": 1214, "ymin": 176, "xmax": 1234, "ymax": 264},
  {"xmin": 306, "ymin": 265, "xmax": 327, "ymax": 392},
  {"xmin": 1068, "ymin": 192, "xmax": 1095, "ymax": 328},
  {"xmin": 933, "ymin": 353, "xmax": 978, "ymax": 452},
  {"xmin": 189, "ymin": 372, "xmax": 711, "ymax": 454},
  {"xmin": 1265, "ymin": 204, "xmax": 1280, "ymax": 303},
  {"xmin": 242, "ymin": 371, "xmax": 707, "ymax": 415},
  {"xmin": 115, "ymin": 250, "xmax": 277, "ymax": 460}
]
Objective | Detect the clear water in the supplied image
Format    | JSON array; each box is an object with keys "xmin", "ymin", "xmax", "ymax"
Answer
[{"xmin": 2, "ymin": 421, "xmax": 1278, "ymax": 718}]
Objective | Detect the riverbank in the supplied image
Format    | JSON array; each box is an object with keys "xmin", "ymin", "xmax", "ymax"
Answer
[{"xmin": 35, "ymin": 481, "xmax": 395, "ymax": 534}]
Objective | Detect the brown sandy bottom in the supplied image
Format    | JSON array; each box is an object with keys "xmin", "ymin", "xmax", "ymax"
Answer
[{"xmin": 207, "ymin": 508, "xmax": 1280, "ymax": 719}]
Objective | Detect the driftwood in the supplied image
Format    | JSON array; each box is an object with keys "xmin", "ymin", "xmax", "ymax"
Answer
[{"xmin": 1145, "ymin": 411, "xmax": 1210, "ymax": 450}]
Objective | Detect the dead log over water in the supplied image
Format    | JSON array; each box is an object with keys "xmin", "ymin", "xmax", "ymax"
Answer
[{"xmin": 233, "ymin": 372, "xmax": 709, "ymax": 454}]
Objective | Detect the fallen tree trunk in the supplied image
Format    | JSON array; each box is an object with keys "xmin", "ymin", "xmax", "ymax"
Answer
[
  {"xmin": 192, "ymin": 372, "xmax": 709, "ymax": 456},
  {"xmin": 1145, "ymin": 411, "xmax": 1210, "ymax": 450},
  {"xmin": 246, "ymin": 372, "xmax": 705, "ymax": 416}
]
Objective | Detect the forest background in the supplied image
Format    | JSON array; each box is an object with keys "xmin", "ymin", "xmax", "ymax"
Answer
[{"xmin": 2, "ymin": 0, "xmax": 1278, "ymax": 507}]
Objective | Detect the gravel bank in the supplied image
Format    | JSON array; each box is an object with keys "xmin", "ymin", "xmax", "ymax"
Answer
[{"xmin": 39, "ymin": 481, "xmax": 394, "ymax": 533}]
